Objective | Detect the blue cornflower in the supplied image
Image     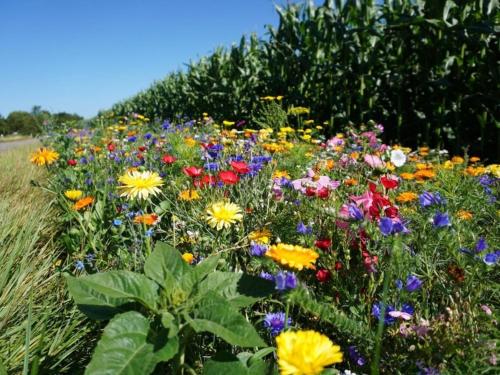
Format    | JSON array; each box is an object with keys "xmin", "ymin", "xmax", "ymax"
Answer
[
  {"xmin": 419, "ymin": 191, "xmax": 445, "ymax": 208},
  {"xmin": 372, "ymin": 301, "xmax": 396, "ymax": 325},
  {"xmin": 475, "ymin": 237, "xmax": 488, "ymax": 252},
  {"xmin": 483, "ymin": 252, "xmax": 499, "ymax": 266},
  {"xmin": 79, "ymin": 157, "xmax": 88, "ymax": 165},
  {"xmin": 433, "ymin": 212, "xmax": 451, "ymax": 228},
  {"xmin": 113, "ymin": 219, "xmax": 123, "ymax": 226},
  {"xmin": 348, "ymin": 346, "xmax": 366, "ymax": 367},
  {"xmin": 406, "ymin": 275, "xmax": 423, "ymax": 292},
  {"xmin": 250, "ymin": 242, "xmax": 268, "ymax": 256},
  {"xmin": 204, "ymin": 162, "xmax": 219, "ymax": 171},
  {"xmin": 379, "ymin": 217, "xmax": 393, "ymax": 236},
  {"xmin": 144, "ymin": 132, "xmax": 152, "ymax": 140},
  {"xmin": 145, "ymin": 229, "xmax": 154, "ymax": 237},
  {"xmin": 263, "ymin": 312, "xmax": 291, "ymax": 336},
  {"xmin": 75, "ymin": 260, "xmax": 85, "ymax": 271},
  {"xmin": 296, "ymin": 221, "xmax": 313, "ymax": 235},
  {"xmin": 259, "ymin": 271, "xmax": 274, "ymax": 281},
  {"xmin": 128, "ymin": 136, "xmax": 137, "ymax": 142},
  {"xmin": 395, "ymin": 279, "xmax": 403, "ymax": 290},
  {"xmin": 275, "ymin": 271, "xmax": 297, "ymax": 291},
  {"xmin": 348, "ymin": 204, "xmax": 364, "ymax": 221},
  {"xmin": 161, "ymin": 120, "xmax": 171, "ymax": 130}
]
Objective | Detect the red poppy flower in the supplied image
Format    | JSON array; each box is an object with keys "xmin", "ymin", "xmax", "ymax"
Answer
[
  {"xmin": 219, "ymin": 170, "xmax": 240, "ymax": 185},
  {"xmin": 138, "ymin": 146, "xmax": 146, "ymax": 152},
  {"xmin": 380, "ymin": 175, "xmax": 399, "ymax": 190},
  {"xmin": 107, "ymin": 143, "xmax": 115, "ymax": 152},
  {"xmin": 316, "ymin": 269, "xmax": 331, "ymax": 283},
  {"xmin": 183, "ymin": 166, "xmax": 203, "ymax": 178},
  {"xmin": 230, "ymin": 160, "xmax": 250, "ymax": 174},
  {"xmin": 305, "ymin": 187, "xmax": 317, "ymax": 197},
  {"xmin": 384, "ymin": 206, "xmax": 399, "ymax": 218},
  {"xmin": 67, "ymin": 159, "xmax": 77, "ymax": 166},
  {"xmin": 162, "ymin": 155, "xmax": 177, "ymax": 164},
  {"xmin": 334, "ymin": 261, "xmax": 343, "ymax": 271},
  {"xmin": 316, "ymin": 187, "xmax": 330, "ymax": 199},
  {"xmin": 315, "ymin": 239, "xmax": 332, "ymax": 251}
]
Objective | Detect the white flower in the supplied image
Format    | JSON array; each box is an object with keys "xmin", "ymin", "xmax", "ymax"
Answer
[{"xmin": 390, "ymin": 149, "xmax": 407, "ymax": 167}]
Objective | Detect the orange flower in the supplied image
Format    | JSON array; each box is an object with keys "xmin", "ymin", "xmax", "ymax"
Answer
[
  {"xmin": 344, "ymin": 178, "xmax": 358, "ymax": 186},
  {"xmin": 396, "ymin": 192, "xmax": 418, "ymax": 203},
  {"xmin": 414, "ymin": 169, "xmax": 435, "ymax": 180},
  {"xmin": 400, "ymin": 173, "xmax": 415, "ymax": 180},
  {"xmin": 134, "ymin": 214, "xmax": 159, "ymax": 225},
  {"xmin": 469, "ymin": 156, "xmax": 480, "ymax": 163},
  {"xmin": 73, "ymin": 196, "xmax": 94, "ymax": 211},
  {"xmin": 456, "ymin": 210, "xmax": 473, "ymax": 221},
  {"xmin": 451, "ymin": 156, "xmax": 465, "ymax": 164}
]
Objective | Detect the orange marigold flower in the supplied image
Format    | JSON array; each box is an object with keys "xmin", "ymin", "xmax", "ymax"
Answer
[
  {"xmin": 266, "ymin": 243, "xmax": 319, "ymax": 271},
  {"xmin": 451, "ymin": 156, "xmax": 465, "ymax": 164},
  {"xmin": 456, "ymin": 210, "xmax": 473, "ymax": 221},
  {"xmin": 182, "ymin": 253, "xmax": 194, "ymax": 264},
  {"xmin": 469, "ymin": 156, "xmax": 480, "ymax": 163},
  {"xmin": 396, "ymin": 192, "xmax": 418, "ymax": 203},
  {"xmin": 414, "ymin": 169, "xmax": 435, "ymax": 180},
  {"xmin": 344, "ymin": 178, "xmax": 358, "ymax": 186},
  {"xmin": 134, "ymin": 214, "xmax": 159, "ymax": 225},
  {"xmin": 400, "ymin": 172, "xmax": 415, "ymax": 180},
  {"xmin": 73, "ymin": 196, "xmax": 94, "ymax": 211}
]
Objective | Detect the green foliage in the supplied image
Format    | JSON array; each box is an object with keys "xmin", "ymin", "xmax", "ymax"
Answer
[
  {"xmin": 108, "ymin": 0, "xmax": 499, "ymax": 159},
  {"xmin": 252, "ymin": 101, "xmax": 288, "ymax": 131},
  {"xmin": 66, "ymin": 241, "xmax": 275, "ymax": 374}
]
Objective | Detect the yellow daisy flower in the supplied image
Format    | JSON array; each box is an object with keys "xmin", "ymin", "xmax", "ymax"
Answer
[
  {"xmin": 276, "ymin": 330, "xmax": 343, "ymax": 375},
  {"xmin": 118, "ymin": 170, "xmax": 163, "ymax": 200},
  {"xmin": 178, "ymin": 189, "xmax": 201, "ymax": 201},
  {"xmin": 206, "ymin": 201, "xmax": 243, "ymax": 230},
  {"xmin": 64, "ymin": 189, "xmax": 83, "ymax": 201},
  {"xmin": 248, "ymin": 228, "xmax": 271, "ymax": 244},
  {"xmin": 266, "ymin": 243, "xmax": 319, "ymax": 271}
]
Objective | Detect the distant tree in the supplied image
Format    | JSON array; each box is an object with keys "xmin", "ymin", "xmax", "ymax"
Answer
[
  {"xmin": 0, "ymin": 116, "xmax": 7, "ymax": 135},
  {"xmin": 52, "ymin": 112, "xmax": 83, "ymax": 125},
  {"xmin": 5, "ymin": 111, "xmax": 41, "ymax": 135}
]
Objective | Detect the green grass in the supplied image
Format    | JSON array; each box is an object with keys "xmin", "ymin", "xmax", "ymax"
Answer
[{"xmin": 0, "ymin": 145, "xmax": 94, "ymax": 374}]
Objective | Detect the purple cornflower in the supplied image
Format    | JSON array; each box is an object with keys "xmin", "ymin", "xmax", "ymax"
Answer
[
  {"xmin": 372, "ymin": 301, "xmax": 396, "ymax": 325},
  {"xmin": 259, "ymin": 271, "xmax": 274, "ymax": 281},
  {"xmin": 484, "ymin": 252, "xmax": 499, "ymax": 266},
  {"xmin": 128, "ymin": 136, "xmax": 137, "ymax": 142},
  {"xmin": 263, "ymin": 312, "xmax": 291, "ymax": 335},
  {"xmin": 433, "ymin": 212, "xmax": 451, "ymax": 228},
  {"xmin": 406, "ymin": 275, "xmax": 423, "ymax": 292},
  {"xmin": 475, "ymin": 237, "xmax": 488, "ymax": 252},
  {"xmin": 419, "ymin": 191, "xmax": 445, "ymax": 208}
]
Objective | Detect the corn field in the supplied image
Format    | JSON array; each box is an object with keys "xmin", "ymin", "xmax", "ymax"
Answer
[{"xmin": 108, "ymin": 0, "xmax": 499, "ymax": 159}]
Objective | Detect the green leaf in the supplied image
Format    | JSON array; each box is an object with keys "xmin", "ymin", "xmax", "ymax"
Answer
[
  {"xmin": 199, "ymin": 271, "xmax": 274, "ymax": 308},
  {"xmin": 186, "ymin": 292, "xmax": 265, "ymax": 347},
  {"xmin": 179, "ymin": 253, "xmax": 221, "ymax": 292},
  {"xmin": 203, "ymin": 352, "xmax": 268, "ymax": 375},
  {"xmin": 144, "ymin": 242, "xmax": 190, "ymax": 289},
  {"xmin": 153, "ymin": 335, "xmax": 179, "ymax": 363},
  {"xmin": 65, "ymin": 271, "xmax": 159, "ymax": 320},
  {"xmin": 0, "ymin": 358, "xmax": 7, "ymax": 375},
  {"xmin": 85, "ymin": 311, "xmax": 156, "ymax": 375}
]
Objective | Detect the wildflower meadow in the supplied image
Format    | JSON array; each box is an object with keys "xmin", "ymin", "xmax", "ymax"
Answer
[{"xmin": 0, "ymin": 1, "xmax": 498, "ymax": 374}]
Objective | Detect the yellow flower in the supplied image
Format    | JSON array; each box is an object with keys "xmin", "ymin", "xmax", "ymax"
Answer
[
  {"xmin": 178, "ymin": 189, "xmax": 201, "ymax": 201},
  {"xmin": 182, "ymin": 253, "xmax": 194, "ymax": 264},
  {"xmin": 288, "ymin": 106, "xmax": 310, "ymax": 116},
  {"xmin": 223, "ymin": 120, "xmax": 235, "ymax": 126},
  {"xmin": 301, "ymin": 134, "xmax": 312, "ymax": 141},
  {"xmin": 64, "ymin": 189, "xmax": 83, "ymax": 201},
  {"xmin": 442, "ymin": 160, "xmax": 454, "ymax": 169},
  {"xmin": 30, "ymin": 148, "xmax": 59, "ymax": 166},
  {"xmin": 266, "ymin": 244, "xmax": 319, "ymax": 271},
  {"xmin": 469, "ymin": 156, "xmax": 480, "ymax": 163},
  {"xmin": 248, "ymin": 228, "xmax": 271, "ymax": 244},
  {"xmin": 486, "ymin": 164, "xmax": 500, "ymax": 178},
  {"xmin": 456, "ymin": 210, "xmax": 473, "ymax": 221},
  {"xmin": 273, "ymin": 170, "xmax": 291, "ymax": 180},
  {"xmin": 396, "ymin": 192, "xmax": 418, "ymax": 203},
  {"xmin": 400, "ymin": 172, "xmax": 415, "ymax": 180},
  {"xmin": 276, "ymin": 330, "xmax": 343, "ymax": 375},
  {"xmin": 206, "ymin": 201, "xmax": 243, "ymax": 230},
  {"xmin": 118, "ymin": 171, "xmax": 163, "ymax": 200},
  {"xmin": 184, "ymin": 137, "xmax": 197, "ymax": 147},
  {"xmin": 73, "ymin": 196, "xmax": 94, "ymax": 211},
  {"xmin": 451, "ymin": 156, "xmax": 465, "ymax": 164}
]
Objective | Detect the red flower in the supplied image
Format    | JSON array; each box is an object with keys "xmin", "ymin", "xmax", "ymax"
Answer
[
  {"xmin": 137, "ymin": 153, "xmax": 144, "ymax": 160},
  {"xmin": 183, "ymin": 166, "xmax": 203, "ymax": 178},
  {"xmin": 218, "ymin": 170, "xmax": 240, "ymax": 185},
  {"xmin": 384, "ymin": 206, "xmax": 399, "ymax": 218},
  {"xmin": 162, "ymin": 155, "xmax": 177, "ymax": 164},
  {"xmin": 67, "ymin": 159, "xmax": 77, "ymax": 166},
  {"xmin": 230, "ymin": 160, "xmax": 250, "ymax": 174},
  {"xmin": 380, "ymin": 175, "xmax": 399, "ymax": 190},
  {"xmin": 138, "ymin": 146, "xmax": 146, "ymax": 152},
  {"xmin": 316, "ymin": 269, "xmax": 331, "ymax": 283},
  {"xmin": 305, "ymin": 187, "xmax": 317, "ymax": 197},
  {"xmin": 107, "ymin": 143, "xmax": 115, "ymax": 152},
  {"xmin": 315, "ymin": 239, "xmax": 332, "ymax": 251},
  {"xmin": 316, "ymin": 187, "xmax": 330, "ymax": 199},
  {"xmin": 334, "ymin": 261, "xmax": 343, "ymax": 271},
  {"xmin": 194, "ymin": 175, "xmax": 216, "ymax": 188}
]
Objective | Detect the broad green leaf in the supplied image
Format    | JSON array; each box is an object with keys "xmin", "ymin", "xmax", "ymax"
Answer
[
  {"xmin": 179, "ymin": 253, "xmax": 221, "ymax": 291},
  {"xmin": 199, "ymin": 271, "xmax": 274, "ymax": 307},
  {"xmin": 203, "ymin": 352, "xmax": 269, "ymax": 375},
  {"xmin": 186, "ymin": 292, "xmax": 265, "ymax": 347},
  {"xmin": 144, "ymin": 242, "xmax": 190, "ymax": 289},
  {"xmin": 161, "ymin": 311, "xmax": 179, "ymax": 338},
  {"xmin": 153, "ymin": 335, "xmax": 179, "ymax": 363},
  {"xmin": 65, "ymin": 271, "xmax": 158, "ymax": 320},
  {"xmin": 85, "ymin": 311, "xmax": 156, "ymax": 375}
]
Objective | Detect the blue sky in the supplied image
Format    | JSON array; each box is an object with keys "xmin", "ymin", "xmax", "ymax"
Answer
[{"xmin": 0, "ymin": 0, "xmax": 319, "ymax": 118}]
